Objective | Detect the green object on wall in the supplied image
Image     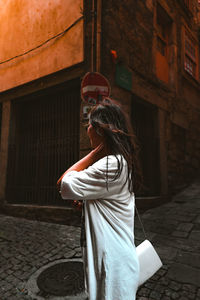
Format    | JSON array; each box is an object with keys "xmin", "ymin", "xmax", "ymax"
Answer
[{"xmin": 115, "ymin": 64, "xmax": 132, "ymax": 91}]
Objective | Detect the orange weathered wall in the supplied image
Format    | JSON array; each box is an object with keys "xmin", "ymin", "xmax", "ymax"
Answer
[{"xmin": 0, "ymin": 0, "xmax": 83, "ymax": 92}]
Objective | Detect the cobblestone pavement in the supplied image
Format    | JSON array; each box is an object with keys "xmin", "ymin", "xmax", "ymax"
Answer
[
  {"xmin": 135, "ymin": 180, "xmax": 200, "ymax": 300},
  {"xmin": 0, "ymin": 180, "xmax": 200, "ymax": 300}
]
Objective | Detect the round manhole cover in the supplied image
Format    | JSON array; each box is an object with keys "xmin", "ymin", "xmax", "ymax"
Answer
[{"xmin": 37, "ymin": 261, "xmax": 84, "ymax": 296}]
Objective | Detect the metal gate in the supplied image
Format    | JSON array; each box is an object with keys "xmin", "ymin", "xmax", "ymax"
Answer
[{"xmin": 6, "ymin": 82, "xmax": 80, "ymax": 206}]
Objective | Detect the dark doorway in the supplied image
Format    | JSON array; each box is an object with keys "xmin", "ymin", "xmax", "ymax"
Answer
[
  {"xmin": 6, "ymin": 80, "xmax": 80, "ymax": 206},
  {"xmin": 132, "ymin": 98, "xmax": 160, "ymax": 196}
]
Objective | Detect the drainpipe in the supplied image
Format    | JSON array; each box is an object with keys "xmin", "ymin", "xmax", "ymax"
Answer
[
  {"xmin": 96, "ymin": 0, "xmax": 102, "ymax": 72},
  {"xmin": 91, "ymin": 0, "xmax": 95, "ymax": 72},
  {"xmin": 90, "ymin": 0, "xmax": 102, "ymax": 72}
]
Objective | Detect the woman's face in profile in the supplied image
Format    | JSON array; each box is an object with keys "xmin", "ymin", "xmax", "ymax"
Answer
[{"xmin": 87, "ymin": 124, "xmax": 103, "ymax": 149}]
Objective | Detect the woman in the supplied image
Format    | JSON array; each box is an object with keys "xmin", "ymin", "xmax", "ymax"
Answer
[{"xmin": 57, "ymin": 99, "xmax": 142, "ymax": 300}]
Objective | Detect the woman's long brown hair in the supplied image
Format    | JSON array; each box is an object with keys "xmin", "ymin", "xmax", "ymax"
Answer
[{"xmin": 89, "ymin": 98, "xmax": 143, "ymax": 193}]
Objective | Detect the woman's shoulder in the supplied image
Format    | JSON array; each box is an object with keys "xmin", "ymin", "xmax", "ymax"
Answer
[{"xmin": 92, "ymin": 154, "xmax": 127, "ymax": 170}]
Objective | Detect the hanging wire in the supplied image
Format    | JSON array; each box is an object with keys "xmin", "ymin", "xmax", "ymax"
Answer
[{"xmin": 0, "ymin": 15, "xmax": 83, "ymax": 66}]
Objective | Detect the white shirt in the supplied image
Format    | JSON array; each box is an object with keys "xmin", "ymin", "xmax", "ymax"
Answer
[{"xmin": 61, "ymin": 155, "xmax": 139, "ymax": 300}]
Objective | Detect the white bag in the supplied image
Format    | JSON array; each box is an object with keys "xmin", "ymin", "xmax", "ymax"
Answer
[{"xmin": 136, "ymin": 239, "xmax": 163, "ymax": 287}]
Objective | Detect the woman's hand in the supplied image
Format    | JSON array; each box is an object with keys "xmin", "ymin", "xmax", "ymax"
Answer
[{"xmin": 72, "ymin": 200, "xmax": 83, "ymax": 211}]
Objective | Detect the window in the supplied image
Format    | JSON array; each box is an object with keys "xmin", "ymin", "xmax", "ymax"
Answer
[
  {"xmin": 198, "ymin": 1, "xmax": 200, "ymax": 23},
  {"xmin": 183, "ymin": 0, "xmax": 192, "ymax": 11},
  {"xmin": 184, "ymin": 29, "xmax": 198, "ymax": 79},
  {"xmin": 157, "ymin": 21, "xmax": 168, "ymax": 56},
  {"xmin": 178, "ymin": 0, "xmax": 193, "ymax": 15},
  {"xmin": 184, "ymin": 0, "xmax": 191, "ymax": 8},
  {"xmin": 155, "ymin": 4, "xmax": 172, "ymax": 84}
]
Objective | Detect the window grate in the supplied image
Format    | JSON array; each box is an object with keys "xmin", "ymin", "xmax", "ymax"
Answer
[
  {"xmin": 184, "ymin": 29, "xmax": 197, "ymax": 78},
  {"xmin": 6, "ymin": 83, "xmax": 80, "ymax": 206}
]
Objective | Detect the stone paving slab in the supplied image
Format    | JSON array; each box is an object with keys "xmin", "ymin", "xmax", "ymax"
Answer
[{"xmin": 0, "ymin": 179, "xmax": 200, "ymax": 299}]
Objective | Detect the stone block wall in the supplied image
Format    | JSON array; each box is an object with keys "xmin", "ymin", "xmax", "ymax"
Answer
[
  {"xmin": 99, "ymin": 0, "xmax": 200, "ymax": 194},
  {"xmin": 101, "ymin": 0, "xmax": 154, "ymax": 85}
]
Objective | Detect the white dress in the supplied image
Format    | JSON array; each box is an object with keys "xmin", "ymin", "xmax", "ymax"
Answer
[{"xmin": 61, "ymin": 155, "xmax": 139, "ymax": 300}]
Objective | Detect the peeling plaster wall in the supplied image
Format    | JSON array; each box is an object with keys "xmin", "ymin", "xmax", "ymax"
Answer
[{"xmin": 0, "ymin": 0, "xmax": 83, "ymax": 92}]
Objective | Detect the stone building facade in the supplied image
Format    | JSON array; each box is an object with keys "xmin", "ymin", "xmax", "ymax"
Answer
[
  {"xmin": 0, "ymin": 0, "xmax": 200, "ymax": 222},
  {"xmin": 99, "ymin": 0, "xmax": 200, "ymax": 197}
]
